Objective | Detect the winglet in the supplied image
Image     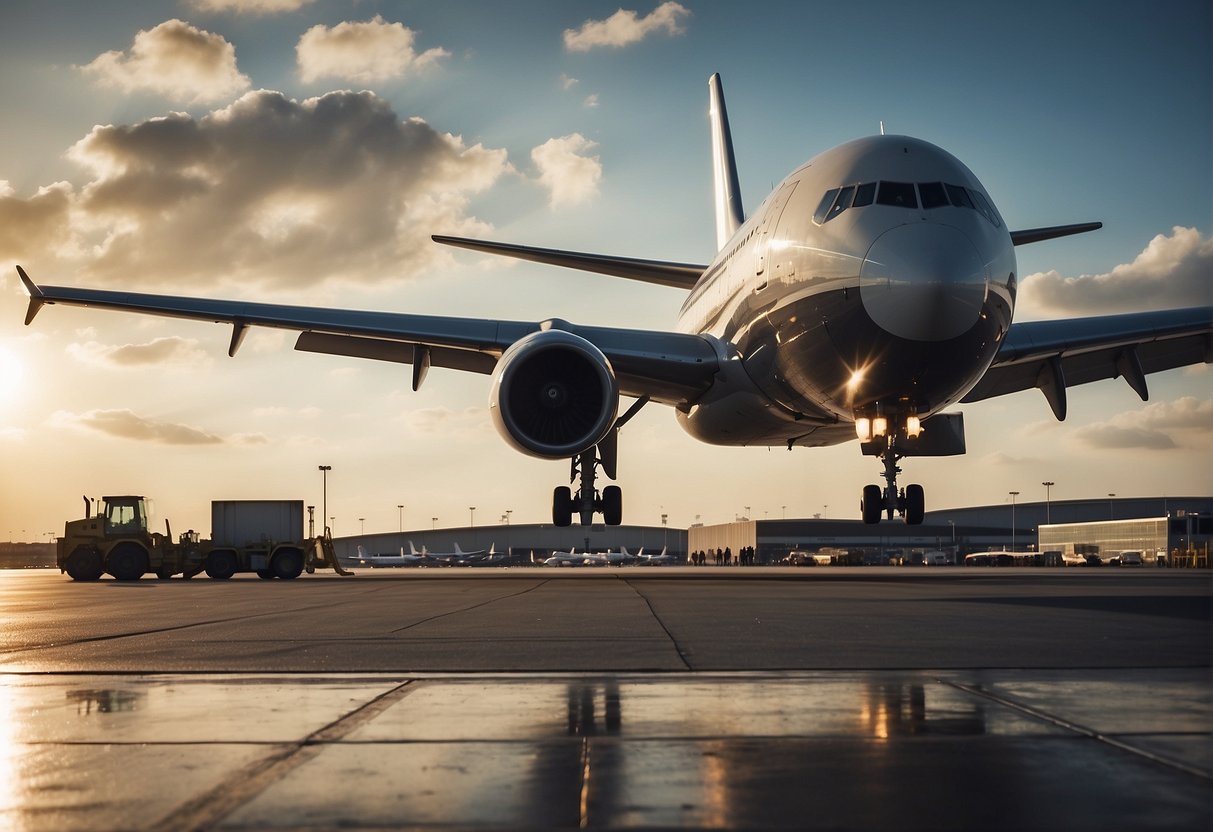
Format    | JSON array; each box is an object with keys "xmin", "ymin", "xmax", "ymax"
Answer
[
  {"xmin": 709, "ymin": 74, "xmax": 744, "ymax": 251},
  {"xmin": 16, "ymin": 266, "xmax": 47, "ymax": 325}
]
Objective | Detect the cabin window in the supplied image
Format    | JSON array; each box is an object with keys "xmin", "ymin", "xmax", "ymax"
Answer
[
  {"xmin": 876, "ymin": 181, "xmax": 917, "ymax": 208},
  {"xmin": 917, "ymin": 181, "xmax": 949, "ymax": 209}
]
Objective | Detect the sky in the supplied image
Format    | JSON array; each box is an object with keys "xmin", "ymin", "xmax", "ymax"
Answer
[{"xmin": 0, "ymin": 0, "xmax": 1210, "ymax": 541}]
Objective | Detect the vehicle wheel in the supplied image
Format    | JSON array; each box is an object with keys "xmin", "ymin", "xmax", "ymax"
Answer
[
  {"xmin": 861, "ymin": 485, "xmax": 882, "ymax": 524},
  {"xmin": 205, "ymin": 550, "xmax": 237, "ymax": 580},
  {"xmin": 64, "ymin": 546, "xmax": 104, "ymax": 581},
  {"xmin": 108, "ymin": 543, "xmax": 147, "ymax": 581},
  {"xmin": 257, "ymin": 569, "xmax": 275, "ymax": 580},
  {"xmin": 156, "ymin": 569, "xmax": 174, "ymax": 580},
  {"xmin": 271, "ymin": 548, "xmax": 304, "ymax": 580},
  {"xmin": 904, "ymin": 484, "xmax": 925, "ymax": 525},
  {"xmin": 602, "ymin": 486, "xmax": 623, "ymax": 526},
  {"xmin": 553, "ymin": 486, "xmax": 573, "ymax": 527}
]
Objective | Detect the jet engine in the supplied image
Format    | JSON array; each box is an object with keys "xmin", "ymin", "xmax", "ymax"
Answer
[{"xmin": 489, "ymin": 329, "xmax": 619, "ymax": 459}]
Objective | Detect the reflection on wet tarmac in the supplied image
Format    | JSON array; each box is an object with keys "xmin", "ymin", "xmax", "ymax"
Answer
[
  {"xmin": 566, "ymin": 680, "xmax": 622, "ymax": 736},
  {"xmin": 68, "ymin": 688, "xmax": 145, "ymax": 715}
]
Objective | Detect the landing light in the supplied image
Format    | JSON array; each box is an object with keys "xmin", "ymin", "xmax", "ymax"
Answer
[
  {"xmin": 906, "ymin": 415, "xmax": 922, "ymax": 438},
  {"xmin": 872, "ymin": 416, "xmax": 888, "ymax": 437},
  {"xmin": 855, "ymin": 417, "xmax": 871, "ymax": 442}
]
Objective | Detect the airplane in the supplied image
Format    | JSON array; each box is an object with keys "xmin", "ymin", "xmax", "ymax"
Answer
[
  {"xmin": 355, "ymin": 544, "xmax": 427, "ymax": 567},
  {"xmin": 16, "ymin": 74, "xmax": 1211, "ymax": 526},
  {"xmin": 410, "ymin": 540, "xmax": 497, "ymax": 565},
  {"xmin": 542, "ymin": 548, "xmax": 597, "ymax": 567},
  {"xmin": 636, "ymin": 547, "xmax": 681, "ymax": 566}
]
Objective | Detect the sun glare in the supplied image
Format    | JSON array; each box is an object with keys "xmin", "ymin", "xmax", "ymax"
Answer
[{"xmin": 0, "ymin": 347, "xmax": 25, "ymax": 405}]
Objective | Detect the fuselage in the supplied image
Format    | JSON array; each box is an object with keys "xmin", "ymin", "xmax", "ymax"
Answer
[{"xmin": 676, "ymin": 135, "xmax": 1016, "ymax": 447}]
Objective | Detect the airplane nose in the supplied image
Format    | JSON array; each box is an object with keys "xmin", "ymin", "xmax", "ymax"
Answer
[{"xmin": 859, "ymin": 223, "xmax": 988, "ymax": 341}]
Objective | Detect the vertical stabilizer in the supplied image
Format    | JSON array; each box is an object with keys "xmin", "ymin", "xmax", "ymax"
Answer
[{"xmin": 709, "ymin": 73, "xmax": 744, "ymax": 251}]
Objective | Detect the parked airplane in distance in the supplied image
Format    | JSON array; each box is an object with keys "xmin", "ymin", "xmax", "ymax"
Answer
[
  {"xmin": 543, "ymin": 549, "xmax": 596, "ymax": 567},
  {"xmin": 355, "ymin": 544, "xmax": 428, "ymax": 567},
  {"xmin": 636, "ymin": 547, "xmax": 680, "ymax": 566},
  {"xmin": 410, "ymin": 540, "xmax": 496, "ymax": 566},
  {"xmin": 18, "ymin": 75, "xmax": 1211, "ymax": 527}
]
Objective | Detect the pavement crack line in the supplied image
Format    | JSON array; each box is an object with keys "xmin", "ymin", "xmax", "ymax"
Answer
[
  {"xmin": 389, "ymin": 578, "xmax": 552, "ymax": 634},
  {"xmin": 148, "ymin": 679, "xmax": 417, "ymax": 832},
  {"xmin": 942, "ymin": 679, "xmax": 1212, "ymax": 781},
  {"xmin": 621, "ymin": 578, "xmax": 692, "ymax": 670}
]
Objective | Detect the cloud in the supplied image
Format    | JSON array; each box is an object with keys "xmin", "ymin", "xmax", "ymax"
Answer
[
  {"xmin": 296, "ymin": 15, "xmax": 449, "ymax": 84},
  {"xmin": 1018, "ymin": 226, "xmax": 1213, "ymax": 317},
  {"xmin": 583, "ymin": 94, "xmax": 600, "ymax": 108},
  {"xmin": 531, "ymin": 134, "xmax": 602, "ymax": 208},
  {"xmin": 560, "ymin": 74, "xmax": 579, "ymax": 90},
  {"xmin": 79, "ymin": 19, "xmax": 250, "ymax": 104},
  {"xmin": 191, "ymin": 0, "xmax": 314, "ymax": 13},
  {"xmin": 0, "ymin": 90, "xmax": 511, "ymax": 290},
  {"xmin": 1073, "ymin": 396, "xmax": 1212, "ymax": 451},
  {"xmin": 400, "ymin": 406, "xmax": 490, "ymax": 439},
  {"xmin": 53, "ymin": 409, "xmax": 224, "ymax": 445},
  {"xmin": 67, "ymin": 336, "xmax": 211, "ymax": 369},
  {"xmin": 563, "ymin": 2, "xmax": 691, "ymax": 52}
]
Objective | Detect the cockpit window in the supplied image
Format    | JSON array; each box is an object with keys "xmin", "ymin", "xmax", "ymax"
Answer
[
  {"xmin": 814, "ymin": 180, "xmax": 1001, "ymax": 226},
  {"xmin": 945, "ymin": 183, "xmax": 973, "ymax": 209},
  {"xmin": 917, "ymin": 181, "xmax": 949, "ymax": 209},
  {"xmin": 876, "ymin": 181, "xmax": 918, "ymax": 208},
  {"xmin": 813, "ymin": 188, "xmax": 840, "ymax": 224}
]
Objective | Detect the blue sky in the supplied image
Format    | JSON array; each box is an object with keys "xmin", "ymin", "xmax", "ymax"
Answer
[{"xmin": 0, "ymin": 0, "xmax": 1209, "ymax": 540}]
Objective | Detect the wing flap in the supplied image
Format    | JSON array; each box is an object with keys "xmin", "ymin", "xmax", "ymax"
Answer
[{"xmin": 962, "ymin": 307, "xmax": 1212, "ymax": 405}]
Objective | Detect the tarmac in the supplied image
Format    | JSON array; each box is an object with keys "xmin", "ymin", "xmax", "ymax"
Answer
[{"xmin": 1, "ymin": 566, "xmax": 1209, "ymax": 830}]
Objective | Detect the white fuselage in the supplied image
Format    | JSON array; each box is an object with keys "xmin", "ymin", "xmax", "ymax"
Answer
[{"xmin": 675, "ymin": 135, "xmax": 1017, "ymax": 448}]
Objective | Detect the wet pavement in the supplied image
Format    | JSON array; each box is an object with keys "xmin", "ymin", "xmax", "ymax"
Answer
[{"xmin": 0, "ymin": 569, "xmax": 1209, "ymax": 829}]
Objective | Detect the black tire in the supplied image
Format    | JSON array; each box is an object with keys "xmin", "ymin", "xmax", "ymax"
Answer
[
  {"xmin": 905, "ymin": 484, "xmax": 925, "ymax": 525},
  {"xmin": 861, "ymin": 485, "xmax": 883, "ymax": 524},
  {"xmin": 553, "ymin": 486, "xmax": 573, "ymax": 527},
  {"xmin": 64, "ymin": 546, "xmax": 104, "ymax": 582},
  {"xmin": 256, "ymin": 569, "xmax": 275, "ymax": 580},
  {"xmin": 156, "ymin": 569, "xmax": 174, "ymax": 580},
  {"xmin": 271, "ymin": 548, "xmax": 304, "ymax": 580},
  {"xmin": 602, "ymin": 485, "xmax": 623, "ymax": 526},
  {"xmin": 205, "ymin": 550, "xmax": 238, "ymax": 580},
  {"xmin": 108, "ymin": 543, "xmax": 147, "ymax": 581}
]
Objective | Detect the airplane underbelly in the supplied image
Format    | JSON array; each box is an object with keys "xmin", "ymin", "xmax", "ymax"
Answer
[{"xmin": 739, "ymin": 284, "xmax": 1009, "ymax": 421}]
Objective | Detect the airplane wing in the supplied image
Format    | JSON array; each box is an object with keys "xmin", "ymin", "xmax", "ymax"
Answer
[
  {"xmin": 432, "ymin": 235, "xmax": 707, "ymax": 290},
  {"xmin": 961, "ymin": 307, "xmax": 1212, "ymax": 419},
  {"xmin": 17, "ymin": 267, "xmax": 719, "ymax": 406}
]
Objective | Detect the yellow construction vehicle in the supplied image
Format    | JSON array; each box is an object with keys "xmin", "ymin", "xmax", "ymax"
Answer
[{"xmin": 57, "ymin": 496, "xmax": 351, "ymax": 581}]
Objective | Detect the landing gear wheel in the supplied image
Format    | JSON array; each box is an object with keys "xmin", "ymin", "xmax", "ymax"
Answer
[
  {"xmin": 271, "ymin": 549, "xmax": 304, "ymax": 580},
  {"xmin": 108, "ymin": 543, "xmax": 147, "ymax": 581},
  {"xmin": 904, "ymin": 484, "xmax": 925, "ymax": 525},
  {"xmin": 64, "ymin": 546, "xmax": 104, "ymax": 581},
  {"xmin": 205, "ymin": 550, "xmax": 237, "ymax": 580},
  {"xmin": 861, "ymin": 484, "xmax": 883, "ymax": 525},
  {"xmin": 553, "ymin": 486, "xmax": 573, "ymax": 527},
  {"xmin": 156, "ymin": 569, "xmax": 174, "ymax": 580},
  {"xmin": 602, "ymin": 485, "xmax": 623, "ymax": 526},
  {"xmin": 257, "ymin": 570, "xmax": 275, "ymax": 580}
]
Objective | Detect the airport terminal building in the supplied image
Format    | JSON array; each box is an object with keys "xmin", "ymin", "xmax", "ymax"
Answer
[{"xmin": 336, "ymin": 496, "xmax": 1211, "ymax": 566}]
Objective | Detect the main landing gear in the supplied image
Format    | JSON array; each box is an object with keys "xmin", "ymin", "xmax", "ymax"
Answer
[
  {"xmin": 860, "ymin": 435, "xmax": 925, "ymax": 526},
  {"xmin": 551, "ymin": 396, "xmax": 648, "ymax": 527}
]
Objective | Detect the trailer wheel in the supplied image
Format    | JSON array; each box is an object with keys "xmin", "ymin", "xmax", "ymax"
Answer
[
  {"xmin": 271, "ymin": 548, "xmax": 304, "ymax": 580},
  {"xmin": 206, "ymin": 550, "xmax": 237, "ymax": 580},
  {"xmin": 64, "ymin": 546, "xmax": 104, "ymax": 581},
  {"xmin": 108, "ymin": 543, "xmax": 147, "ymax": 581}
]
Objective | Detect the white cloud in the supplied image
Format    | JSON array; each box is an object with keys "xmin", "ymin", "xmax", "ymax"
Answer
[
  {"xmin": 400, "ymin": 405, "xmax": 490, "ymax": 440},
  {"xmin": 79, "ymin": 19, "xmax": 250, "ymax": 104},
  {"xmin": 531, "ymin": 134, "xmax": 602, "ymax": 208},
  {"xmin": 67, "ymin": 336, "xmax": 210, "ymax": 369},
  {"xmin": 583, "ymin": 94, "xmax": 600, "ymax": 108},
  {"xmin": 1019, "ymin": 226, "xmax": 1213, "ymax": 317},
  {"xmin": 0, "ymin": 89, "xmax": 511, "ymax": 290},
  {"xmin": 1072, "ymin": 396, "xmax": 1212, "ymax": 451},
  {"xmin": 563, "ymin": 2, "xmax": 691, "ymax": 52},
  {"xmin": 560, "ymin": 74, "xmax": 579, "ymax": 90},
  {"xmin": 52, "ymin": 409, "xmax": 224, "ymax": 445},
  {"xmin": 191, "ymin": 0, "xmax": 314, "ymax": 13},
  {"xmin": 296, "ymin": 15, "xmax": 449, "ymax": 84}
]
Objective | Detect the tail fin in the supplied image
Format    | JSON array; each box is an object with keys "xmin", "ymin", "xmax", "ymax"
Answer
[
  {"xmin": 454, "ymin": 543, "xmax": 465, "ymax": 556},
  {"xmin": 709, "ymin": 73, "xmax": 744, "ymax": 251},
  {"xmin": 408, "ymin": 541, "xmax": 420, "ymax": 556}
]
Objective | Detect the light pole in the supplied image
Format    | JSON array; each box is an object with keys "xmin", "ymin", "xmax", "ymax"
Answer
[
  {"xmin": 744, "ymin": 505, "xmax": 751, "ymax": 520},
  {"xmin": 782, "ymin": 505, "xmax": 787, "ymax": 520},
  {"xmin": 505, "ymin": 509, "xmax": 512, "ymax": 526},
  {"xmin": 431, "ymin": 517, "xmax": 437, "ymax": 530},
  {"xmin": 1108, "ymin": 493, "xmax": 1115, "ymax": 520},
  {"xmin": 318, "ymin": 465, "xmax": 331, "ymax": 536},
  {"xmin": 662, "ymin": 512, "xmax": 668, "ymax": 549},
  {"xmin": 359, "ymin": 517, "xmax": 365, "ymax": 535},
  {"xmin": 469, "ymin": 507, "xmax": 476, "ymax": 528},
  {"xmin": 1042, "ymin": 481, "xmax": 1055, "ymax": 525},
  {"xmin": 1009, "ymin": 491, "xmax": 1020, "ymax": 552},
  {"xmin": 398, "ymin": 505, "xmax": 404, "ymax": 534}
]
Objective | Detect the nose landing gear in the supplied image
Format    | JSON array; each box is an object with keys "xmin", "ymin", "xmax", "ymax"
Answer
[{"xmin": 859, "ymin": 430, "xmax": 925, "ymax": 525}]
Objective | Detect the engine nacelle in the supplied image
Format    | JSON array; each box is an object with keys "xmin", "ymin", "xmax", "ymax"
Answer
[{"xmin": 490, "ymin": 329, "xmax": 619, "ymax": 459}]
